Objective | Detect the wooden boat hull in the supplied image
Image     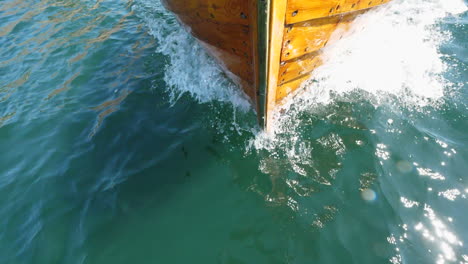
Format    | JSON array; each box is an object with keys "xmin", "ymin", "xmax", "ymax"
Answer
[{"xmin": 162, "ymin": 0, "xmax": 391, "ymax": 128}]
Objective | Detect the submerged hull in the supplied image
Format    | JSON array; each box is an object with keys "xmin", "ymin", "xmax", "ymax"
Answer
[{"xmin": 162, "ymin": 0, "xmax": 391, "ymax": 128}]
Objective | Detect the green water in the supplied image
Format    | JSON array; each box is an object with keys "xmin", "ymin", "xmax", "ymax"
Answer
[{"xmin": 0, "ymin": 0, "xmax": 467, "ymax": 263}]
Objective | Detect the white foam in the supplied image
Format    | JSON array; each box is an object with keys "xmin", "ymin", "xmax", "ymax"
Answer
[
  {"xmin": 325, "ymin": 0, "xmax": 465, "ymax": 96},
  {"xmin": 249, "ymin": 0, "xmax": 466, "ymax": 179},
  {"xmin": 133, "ymin": 0, "xmax": 251, "ymax": 111},
  {"xmin": 134, "ymin": 0, "xmax": 466, "ymax": 149},
  {"xmin": 266, "ymin": 0, "xmax": 467, "ymax": 133}
]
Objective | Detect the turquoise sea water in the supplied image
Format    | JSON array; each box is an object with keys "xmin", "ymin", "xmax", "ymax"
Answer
[{"xmin": 0, "ymin": 0, "xmax": 467, "ymax": 263}]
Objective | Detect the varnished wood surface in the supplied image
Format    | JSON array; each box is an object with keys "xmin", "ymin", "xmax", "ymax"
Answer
[
  {"xmin": 278, "ymin": 51, "xmax": 323, "ymax": 85},
  {"xmin": 285, "ymin": 0, "xmax": 392, "ymax": 24},
  {"xmin": 199, "ymin": 40, "xmax": 254, "ymax": 84},
  {"xmin": 163, "ymin": 0, "xmax": 250, "ymax": 25},
  {"xmin": 281, "ymin": 10, "xmax": 364, "ymax": 61},
  {"xmin": 275, "ymin": 74, "xmax": 311, "ymax": 101},
  {"xmin": 162, "ymin": 0, "xmax": 392, "ymax": 129},
  {"xmin": 249, "ymin": 0, "xmax": 261, "ymax": 118},
  {"xmin": 273, "ymin": 0, "xmax": 391, "ymax": 108},
  {"xmin": 265, "ymin": 0, "xmax": 287, "ymax": 129},
  {"xmin": 162, "ymin": 0, "xmax": 258, "ymax": 99}
]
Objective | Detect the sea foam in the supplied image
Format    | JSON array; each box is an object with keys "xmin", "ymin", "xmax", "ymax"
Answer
[{"xmin": 267, "ymin": 0, "xmax": 467, "ymax": 133}]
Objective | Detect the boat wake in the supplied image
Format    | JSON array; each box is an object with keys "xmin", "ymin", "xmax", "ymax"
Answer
[
  {"xmin": 132, "ymin": 0, "xmax": 251, "ymax": 111},
  {"xmin": 247, "ymin": 1, "xmax": 467, "ymax": 263},
  {"xmin": 135, "ymin": 0, "xmax": 466, "ymax": 134},
  {"xmin": 251, "ymin": 0, "xmax": 466, "ymax": 159},
  {"xmin": 264, "ymin": 0, "xmax": 467, "ymax": 134},
  {"xmin": 136, "ymin": 0, "xmax": 467, "ymax": 263}
]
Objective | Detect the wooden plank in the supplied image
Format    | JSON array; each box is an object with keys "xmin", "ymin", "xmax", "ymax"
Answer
[
  {"xmin": 250, "ymin": 0, "xmax": 259, "ymax": 111},
  {"xmin": 162, "ymin": 0, "xmax": 393, "ymax": 129},
  {"xmin": 265, "ymin": 0, "xmax": 288, "ymax": 130},
  {"xmin": 274, "ymin": 0, "xmax": 390, "ymax": 104},
  {"xmin": 162, "ymin": 0, "xmax": 257, "ymax": 99},
  {"xmin": 278, "ymin": 52, "xmax": 323, "ymax": 85},
  {"xmin": 200, "ymin": 40, "xmax": 254, "ymax": 84},
  {"xmin": 254, "ymin": 0, "xmax": 269, "ymax": 126},
  {"xmin": 187, "ymin": 21, "xmax": 251, "ymax": 59},
  {"xmin": 163, "ymin": 0, "xmax": 250, "ymax": 25},
  {"xmin": 281, "ymin": 10, "xmax": 364, "ymax": 61},
  {"xmin": 285, "ymin": 0, "xmax": 392, "ymax": 24},
  {"xmin": 275, "ymin": 74, "xmax": 311, "ymax": 102}
]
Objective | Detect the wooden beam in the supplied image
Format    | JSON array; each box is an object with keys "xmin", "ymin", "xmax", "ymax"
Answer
[
  {"xmin": 285, "ymin": 0, "xmax": 392, "ymax": 24},
  {"xmin": 265, "ymin": 0, "xmax": 287, "ymax": 131}
]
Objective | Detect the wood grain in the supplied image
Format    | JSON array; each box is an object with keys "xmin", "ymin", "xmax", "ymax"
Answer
[
  {"xmin": 285, "ymin": 0, "xmax": 392, "ymax": 24},
  {"xmin": 281, "ymin": 10, "xmax": 365, "ymax": 61},
  {"xmin": 275, "ymin": 74, "xmax": 311, "ymax": 102},
  {"xmin": 162, "ymin": 0, "xmax": 392, "ymax": 128},
  {"xmin": 265, "ymin": 0, "xmax": 288, "ymax": 129},
  {"xmin": 162, "ymin": 0, "xmax": 257, "ymax": 99},
  {"xmin": 273, "ymin": 1, "xmax": 391, "ymax": 105},
  {"xmin": 278, "ymin": 52, "xmax": 323, "ymax": 85}
]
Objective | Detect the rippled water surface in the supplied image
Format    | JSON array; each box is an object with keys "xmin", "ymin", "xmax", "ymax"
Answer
[{"xmin": 0, "ymin": 0, "xmax": 467, "ymax": 263}]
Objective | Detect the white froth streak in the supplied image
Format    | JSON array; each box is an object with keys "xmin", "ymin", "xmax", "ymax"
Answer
[
  {"xmin": 135, "ymin": 0, "xmax": 466, "ymax": 131},
  {"xmin": 266, "ymin": 0, "xmax": 467, "ymax": 134},
  {"xmin": 133, "ymin": 0, "xmax": 251, "ymax": 111},
  {"xmin": 250, "ymin": 0, "xmax": 466, "ymax": 174}
]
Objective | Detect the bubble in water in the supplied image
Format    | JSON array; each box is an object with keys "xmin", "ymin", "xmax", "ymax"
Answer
[
  {"xmin": 361, "ymin": 189, "xmax": 377, "ymax": 202},
  {"xmin": 396, "ymin": 160, "xmax": 413, "ymax": 173}
]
